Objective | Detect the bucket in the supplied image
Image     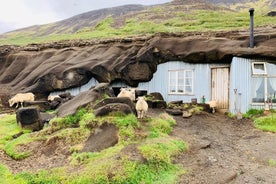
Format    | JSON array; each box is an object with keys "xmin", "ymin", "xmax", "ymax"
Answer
[{"xmin": 191, "ymin": 98, "xmax": 197, "ymax": 104}]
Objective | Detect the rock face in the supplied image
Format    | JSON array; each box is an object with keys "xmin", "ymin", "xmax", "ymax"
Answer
[{"xmin": 0, "ymin": 27, "xmax": 276, "ymax": 99}]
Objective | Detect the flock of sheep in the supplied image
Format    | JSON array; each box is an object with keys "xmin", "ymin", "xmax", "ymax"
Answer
[
  {"xmin": 8, "ymin": 88, "xmax": 217, "ymax": 118},
  {"xmin": 8, "ymin": 87, "xmax": 149, "ymax": 119}
]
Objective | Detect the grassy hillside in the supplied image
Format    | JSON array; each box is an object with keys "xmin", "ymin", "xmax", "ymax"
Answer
[
  {"xmin": 0, "ymin": 108, "xmax": 188, "ymax": 183},
  {"xmin": 0, "ymin": 0, "xmax": 275, "ymax": 46}
]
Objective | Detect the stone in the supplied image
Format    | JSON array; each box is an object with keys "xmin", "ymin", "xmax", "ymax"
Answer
[
  {"xmin": 166, "ymin": 108, "xmax": 183, "ymax": 116},
  {"xmin": 16, "ymin": 107, "xmax": 43, "ymax": 131},
  {"xmin": 57, "ymin": 83, "xmax": 114, "ymax": 117},
  {"xmin": 93, "ymin": 97, "xmax": 136, "ymax": 114},
  {"xmin": 147, "ymin": 92, "xmax": 164, "ymax": 101},
  {"xmin": 94, "ymin": 103, "xmax": 133, "ymax": 117},
  {"xmin": 81, "ymin": 123, "xmax": 119, "ymax": 152},
  {"xmin": 182, "ymin": 110, "xmax": 192, "ymax": 118}
]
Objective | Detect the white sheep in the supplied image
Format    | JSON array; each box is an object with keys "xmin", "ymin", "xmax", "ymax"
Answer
[
  {"xmin": 9, "ymin": 92, "xmax": 35, "ymax": 108},
  {"xmin": 117, "ymin": 88, "xmax": 135, "ymax": 101},
  {"xmin": 47, "ymin": 95, "xmax": 60, "ymax": 101},
  {"xmin": 207, "ymin": 100, "xmax": 217, "ymax": 113},
  {"xmin": 126, "ymin": 88, "xmax": 136, "ymax": 101},
  {"xmin": 135, "ymin": 96, "xmax": 148, "ymax": 119}
]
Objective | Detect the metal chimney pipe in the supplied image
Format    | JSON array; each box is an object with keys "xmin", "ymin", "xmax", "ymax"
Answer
[{"xmin": 249, "ymin": 8, "xmax": 255, "ymax": 48}]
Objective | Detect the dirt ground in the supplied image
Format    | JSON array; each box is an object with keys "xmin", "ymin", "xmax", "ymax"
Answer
[
  {"xmin": 1, "ymin": 109, "xmax": 276, "ymax": 183},
  {"xmin": 171, "ymin": 111, "xmax": 276, "ymax": 184}
]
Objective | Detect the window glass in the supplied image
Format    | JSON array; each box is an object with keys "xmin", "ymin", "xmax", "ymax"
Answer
[
  {"xmin": 251, "ymin": 77, "xmax": 264, "ymax": 103},
  {"xmin": 252, "ymin": 63, "xmax": 267, "ymax": 75},
  {"xmin": 268, "ymin": 78, "xmax": 276, "ymax": 103},
  {"xmin": 169, "ymin": 70, "xmax": 193, "ymax": 94}
]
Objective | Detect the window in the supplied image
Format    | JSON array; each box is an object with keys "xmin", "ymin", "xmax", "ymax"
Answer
[
  {"xmin": 169, "ymin": 70, "xmax": 193, "ymax": 94},
  {"xmin": 251, "ymin": 62, "xmax": 276, "ymax": 103},
  {"xmin": 252, "ymin": 62, "xmax": 267, "ymax": 75}
]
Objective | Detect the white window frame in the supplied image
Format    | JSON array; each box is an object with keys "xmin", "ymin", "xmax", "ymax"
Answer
[
  {"xmin": 251, "ymin": 62, "xmax": 268, "ymax": 103},
  {"xmin": 168, "ymin": 69, "xmax": 194, "ymax": 95},
  {"xmin": 252, "ymin": 62, "xmax": 267, "ymax": 75}
]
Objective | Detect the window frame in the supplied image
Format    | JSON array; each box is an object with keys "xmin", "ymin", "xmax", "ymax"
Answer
[
  {"xmin": 252, "ymin": 62, "xmax": 267, "ymax": 76},
  {"xmin": 168, "ymin": 69, "xmax": 194, "ymax": 95}
]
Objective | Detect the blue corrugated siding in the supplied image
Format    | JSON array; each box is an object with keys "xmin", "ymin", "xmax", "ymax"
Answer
[
  {"xmin": 230, "ymin": 57, "xmax": 276, "ymax": 113},
  {"xmin": 50, "ymin": 77, "xmax": 98, "ymax": 96},
  {"xmin": 229, "ymin": 57, "xmax": 252, "ymax": 114},
  {"xmin": 138, "ymin": 61, "xmax": 228, "ymax": 103}
]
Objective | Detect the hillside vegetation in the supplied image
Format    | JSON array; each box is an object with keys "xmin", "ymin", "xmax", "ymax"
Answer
[
  {"xmin": 0, "ymin": 0, "xmax": 275, "ymax": 46},
  {"xmin": 0, "ymin": 107, "xmax": 187, "ymax": 183}
]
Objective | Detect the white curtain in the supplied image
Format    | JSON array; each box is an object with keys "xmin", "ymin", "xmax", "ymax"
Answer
[
  {"xmin": 251, "ymin": 77, "xmax": 263, "ymax": 101},
  {"xmin": 268, "ymin": 77, "xmax": 276, "ymax": 98}
]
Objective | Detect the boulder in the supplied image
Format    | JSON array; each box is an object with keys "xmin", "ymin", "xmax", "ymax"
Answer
[
  {"xmin": 182, "ymin": 110, "xmax": 193, "ymax": 118},
  {"xmin": 165, "ymin": 108, "xmax": 183, "ymax": 116},
  {"xmin": 81, "ymin": 123, "xmax": 119, "ymax": 152},
  {"xmin": 94, "ymin": 103, "xmax": 133, "ymax": 117},
  {"xmin": 147, "ymin": 92, "xmax": 164, "ymax": 101},
  {"xmin": 16, "ymin": 107, "xmax": 43, "ymax": 131},
  {"xmin": 93, "ymin": 97, "xmax": 136, "ymax": 114},
  {"xmin": 267, "ymin": 11, "xmax": 276, "ymax": 17},
  {"xmin": 57, "ymin": 83, "xmax": 114, "ymax": 117},
  {"xmin": 40, "ymin": 112, "xmax": 55, "ymax": 125}
]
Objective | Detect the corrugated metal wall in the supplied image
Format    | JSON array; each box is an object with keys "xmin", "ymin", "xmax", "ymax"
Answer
[
  {"xmin": 50, "ymin": 77, "xmax": 99, "ymax": 96},
  {"xmin": 138, "ymin": 61, "xmax": 228, "ymax": 103},
  {"xmin": 229, "ymin": 57, "xmax": 252, "ymax": 114}
]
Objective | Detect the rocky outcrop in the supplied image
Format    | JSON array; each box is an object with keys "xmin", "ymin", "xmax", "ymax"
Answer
[
  {"xmin": 57, "ymin": 83, "xmax": 114, "ymax": 117},
  {"xmin": 0, "ymin": 27, "xmax": 275, "ymax": 98}
]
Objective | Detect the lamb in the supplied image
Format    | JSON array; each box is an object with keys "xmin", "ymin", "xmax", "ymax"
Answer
[
  {"xmin": 117, "ymin": 88, "xmax": 136, "ymax": 101},
  {"xmin": 9, "ymin": 92, "xmax": 35, "ymax": 108},
  {"xmin": 135, "ymin": 96, "xmax": 148, "ymax": 119},
  {"xmin": 207, "ymin": 100, "xmax": 217, "ymax": 113},
  {"xmin": 47, "ymin": 95, "xmax": 60, "ymax": 101}
]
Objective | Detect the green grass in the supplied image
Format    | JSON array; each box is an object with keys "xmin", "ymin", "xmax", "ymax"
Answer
[
  {"xmin": 4, "ymin": 133, "xmax": 33, "ymax": 160},
  {"xmin": 148, "ymin": 113, "xmax": 176, "ymax": 138},
  {"xmin": 0, "ymin": 9, "xmax": 275, "ymax": 46},
  {"xmin": 0, "ymin": 114, "xmax": 21, "ymax": 149},
  {"xmin": 254, "ymin": 113, "xmax": 276, "ymax": 132},
  {"xmin": 0, "ymin": 108, "xmax": 187, "ymax": 183},
  {"xmin": 243, "ymin": 108, "xmax": 264, "ymax": 118}
]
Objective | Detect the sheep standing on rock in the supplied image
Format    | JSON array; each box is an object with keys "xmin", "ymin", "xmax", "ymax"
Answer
[
  {"xmin": 9, "ymin": 92, "xmax": 35, "ymax": 108},
  {"xmin": 135, "ymin": 96, "xmax": 148, "ymax": 119},
  {"xmin": 117, "ymin": 88, "xmax": 135, "ymax": 101}
]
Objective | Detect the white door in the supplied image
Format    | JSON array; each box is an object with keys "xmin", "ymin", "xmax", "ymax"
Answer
[{"xmin": 211, "ymin": 67, "xmax": 229, "ymax": 110}]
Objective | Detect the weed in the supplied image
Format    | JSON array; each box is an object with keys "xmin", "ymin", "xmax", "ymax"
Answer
[{"xmin": 268, "ymin": 159, "xmax": 276, "ymax": 167}]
